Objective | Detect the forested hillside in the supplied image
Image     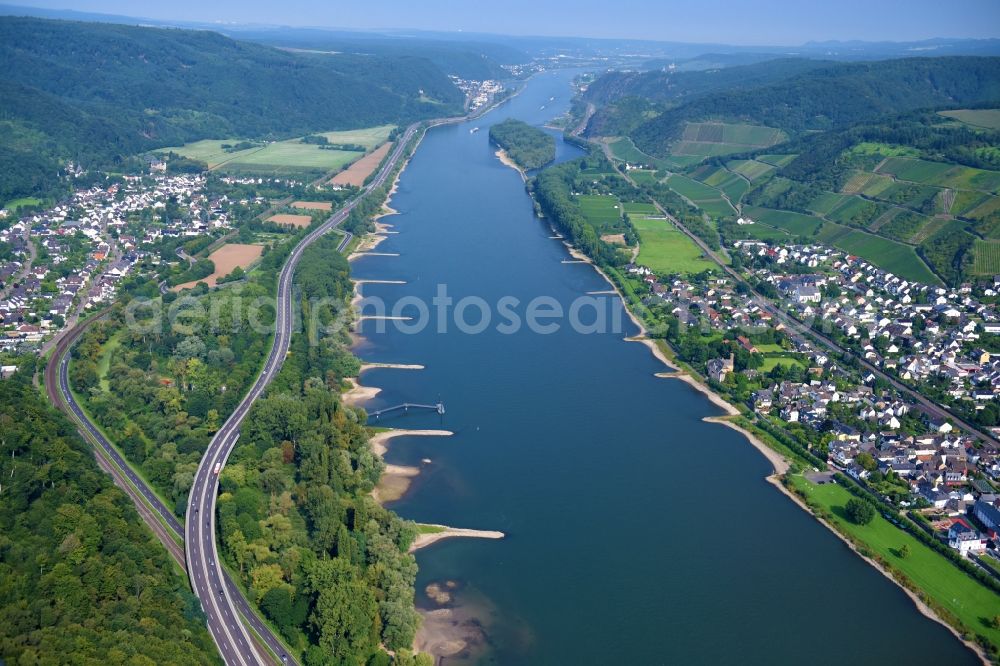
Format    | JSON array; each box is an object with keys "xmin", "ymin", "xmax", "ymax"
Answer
[
  {"xmin": 585, "ymin": 57, "xmax": 1000, "ymax": 157},
  {"xmin": 0, "ymin": 376, "xmax": 218, "ymax": 664},
  {"xmin": 0, "ymin": 16, "xmax": 465, "ymax": 204}
]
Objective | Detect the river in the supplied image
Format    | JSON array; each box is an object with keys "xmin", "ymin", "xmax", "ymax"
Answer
[{"xmin": 349, "ymin": 69, "xmax": 978, "ymax": 664}]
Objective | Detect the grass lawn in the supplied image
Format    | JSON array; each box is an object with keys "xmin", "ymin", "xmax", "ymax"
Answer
[
  {"xmin": 760, "ymin": 355, "xmax": 805, "ymax": 371},
  {"xmin": 632, "ymin": 216, "xmax": 716, "ymax": 274},
  {"xmin": 3, "ymin": 196, "xmax": 42, "ymax": 211},
  {"xmin": 789, "ymin": 475, "xmax": 1000, "ymax": 650},
  {"xmin": 96, "ymin": 331, "xmax": 122, "ymax": 392}
]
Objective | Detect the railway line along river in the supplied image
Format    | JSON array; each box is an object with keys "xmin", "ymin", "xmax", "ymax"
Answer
[{"xmin": 348, "ymin": 69, "xmax": 980, "ymax": 664}]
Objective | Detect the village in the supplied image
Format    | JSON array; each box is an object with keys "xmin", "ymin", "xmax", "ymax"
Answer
[
  {"xmin": 0, "ymin": 167, "xmax": 248, "ymax": 353},
  {"xmin": 627, "ymin": 239, "xmax": 1000, "ymax": 564}
]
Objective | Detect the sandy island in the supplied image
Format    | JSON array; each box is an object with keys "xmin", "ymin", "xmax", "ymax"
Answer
[
  {"xmin": 410, "ymin": 525, "xmax": 505, "ymax": 553},
  {"xmin": 495, "ymin": 148, "xmax": 527, "ymax": 181}
]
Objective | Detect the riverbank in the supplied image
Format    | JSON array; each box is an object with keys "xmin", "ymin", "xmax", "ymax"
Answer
[
  {"xmin": 368, "ymin": 428, "xmax": 452, "ymax": 505},
  {"xmin": 773, "ymin": 476, "xmax": 991, "ymax": 665}
]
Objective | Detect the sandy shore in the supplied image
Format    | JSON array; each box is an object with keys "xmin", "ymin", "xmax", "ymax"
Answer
[
  {"xmin": 495, "ymin": 148, "xmax": 527, "ymax": 181},
  {"xmin": 368, "ymin": 429, "xmax": 453, "ymax": 505},
  {"xmin": 706, "ymin": 416, "xmax": 790, "ymax": 474},
  {"xmin": 771, "ymin": 477, "xmax": 990, "ymax": 665},
  {"xmin": 410, "ymin": 526, "xmax": 505, "ymax": 553},
  {"xmin": 343, "ymin": 377, "xmax": 381, "ymax": 406},
  {"xmin": 360, "ymin": 362, "xmax": 424, "ymax": 372}
]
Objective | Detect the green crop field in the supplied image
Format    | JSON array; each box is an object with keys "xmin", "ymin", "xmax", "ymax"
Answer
[
  {"xmin": 755, "ymin": 154, "xmax": 796, "ymax": 168},
  {"xmin": 575, "ymin": 194, "xmax": 622, "ymax": 229},
  {"xmin": 952, "ymin": 190, "xmax": 991, "ymax": 216},
  {"xmin": 167, "ymin": 138, "xmax": 359, "ymax": 174},
  {"xmin": 788, "ymin": 475, "xmax": 1000, "ymax": 651},
  {"xmin": 878, "ymin": 157, "xmax": 1000, "ymax": 194},
  {"xmin": 670, "ymin": 123, "xmax": 787, "ymax": 163},
  {"xmin": 165, "ymin": 125, "xmax": 394, "ymax": 175},
  {"xmin": 744, "ymin": 206, "xmax": 823, "ymax": 236},
  {"xmin": 622, "ymin": 202, "xmax": 658, "ymax": 216},
  {"xmin": 817, "ymin": 223, "xmax": 940, "ymax": 284},
  {"xmin": 628, "ymin": 169, "xmax": 658, "ymax": 185},
  {"xmin": 610, "ymin": 137, "xmax": 663, "ymax": 167},
  {"xmin": 967, "ymin": 196, "xmax": 1000, "ymax": 220},
  {"xmin": 808, "ymin": 192, "xmax": 852, "ymax": 216},
  {"xmin": 667, "ymin": 175, "xmax": 737, "ymax": 217},
  {"xmin": 827, "ymin": 196, "xmax": 890, "ymax": 227},
  {"xmin": 973, "ymin": 240, "xmax": 1000, "ymax": 275},
  {"xmin": 939, "ymin": 108, "xmax": 1000, "ymax": 131},
  {"xmin": 632, "ymin": 216, "xmax": 716, "ymax": 274},
  {"xmin": 727, "ymin": 160, "xmax": 776, "ymax": 182},
  {"xmin": 319, "ymin": 125, "xmax": 394, "ymax": 148}
]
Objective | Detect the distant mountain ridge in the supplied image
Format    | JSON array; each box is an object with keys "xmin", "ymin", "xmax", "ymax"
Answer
[
  {"xmin": 0, "ymin": 15, "xmax": 467, "ymax": 203},
  {"xmin": 585, "ymin": 56, "xmax": 1000, "ymax": 157}
]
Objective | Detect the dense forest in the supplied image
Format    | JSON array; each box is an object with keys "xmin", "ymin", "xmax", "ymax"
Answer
[
  {"xmin": 0, "ymin": 377, "xmax": 219, "ymax": 664},
  {"xmin": 0, "ymin": 16, "xmax": 466, "ymax": 204},
  {"xmin": 489, "ymin": 119, "xmax": 556, "ymax": 170},
  {"xmin": 584, "ymin": 57, "xmax": 1000, "ymax": 156}
]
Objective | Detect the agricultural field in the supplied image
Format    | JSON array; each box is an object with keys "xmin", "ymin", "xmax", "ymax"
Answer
[
  {"xmin": 575, "ymin": 194, "xmax": 623, "ymax": 230},
  {"xmin": 666, "ymin": 175, "xmax": 736, "ymax": 218},
  {"xmin": 755, "ymin": 154, "xmax": 797, "ymax": 168},
  {"xmin": 267, "ymin": 214, "xmax": 313, "ymax": 228},
  {"xmin": 817, "ymin": 223, "xmax": 940, "ymax": 284},
  {"xmin": 939, "ymin": 108, "xmax": 1000, "ymax": 131},
  {"xmin": 319, "ymin": 125, "xmax": 394, "ymax": 148},
  {"xmin": 631, "ymin": 215, "xmax": 716, "ymax": 274},
  {"xmin": 807, "ymin": 192, "xmax": 853, "ymax": 216},
  {"xmin": 972, "ymin": 239, "xmax": 1000, "ymax": 275},
  {"xmin": 173, "ymin": 243, "xmax": 264, "ymax": 290},
  {"xmin": 825, "ymin": 197, "xmax": 891, "ymax": 227},
  {"xmin": 609, "ymin": 137, "xmax": 661, "ymax": 167},
  {"xmin": 165, "ymin": 124, "xmax": 394, "ymax": 177},
  {"xmin": 877, "ymin": 157, "xmax": 1000, "ymax": 194},
  {"xmin": 330, "ymin": 142, "xmax": 392, "ymax": 186},
  {"xmin": 622, "ymin": 202, "xmax": 658, "ymax": 216},
  {"xmin": 627, "ymin": 169, "xmax": 659, "ymax": 185},
  {"xmin": 743, "ymin": 206, "xmax": 823, "ymax": 236},
  {"xmin": 670, "ymin": 122, "xmax": 787, "ymax": 161},
  {"xmin": 689, "ymin": 165, "xmax": 750, "ymax": 202},
  {"xmin": 760, "ymin": 355, "xmax": 806, "ymax": 371},
  {"xmin": 727, "ymin": 159, "xmax": 776, "ymax": 183},
  {"xmin": 2, "ymin": 196, "xmax": 41, "ymax": 211}
]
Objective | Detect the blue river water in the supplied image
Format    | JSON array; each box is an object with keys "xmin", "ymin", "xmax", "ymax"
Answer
[{"xmin": 349, "ymin": 69, "xmax": 977, "ymax": 664}]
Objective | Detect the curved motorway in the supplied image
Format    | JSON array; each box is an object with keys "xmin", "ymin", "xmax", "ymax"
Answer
[{"xmin": 185, "ymin": 123, "xmax": 419, "ymax": 666}]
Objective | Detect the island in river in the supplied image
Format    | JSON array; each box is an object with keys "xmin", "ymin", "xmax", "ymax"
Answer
[{"xmin": 488, "ymin": 118, "xmax": 556, "ymax": 172}]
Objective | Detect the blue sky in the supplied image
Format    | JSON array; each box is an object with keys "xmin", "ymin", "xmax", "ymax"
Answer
[{"xmin": 11, "ymin": 0, "xmax": 1000, "ymax": 44}]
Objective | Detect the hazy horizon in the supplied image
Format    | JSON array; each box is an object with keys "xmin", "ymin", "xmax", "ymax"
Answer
[{"xmin": 6, "ymin": 0, "xmax": 1000, "ymax": 46}]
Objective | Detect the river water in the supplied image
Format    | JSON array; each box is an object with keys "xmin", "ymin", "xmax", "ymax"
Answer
[{"xmin": 349, "ymin": 69, "xmax": 976, "ymax": 664}]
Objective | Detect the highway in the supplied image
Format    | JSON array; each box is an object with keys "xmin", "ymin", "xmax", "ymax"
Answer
[
  {"xmin": 45, "ymin": 312, "xmax": 296, "ymax": 664},
  {"xmin": 184, "ymin": 122, "xmax": 419, "ymax": 666}
]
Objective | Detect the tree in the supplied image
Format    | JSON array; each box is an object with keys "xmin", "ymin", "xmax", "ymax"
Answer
[
  {"xmin": 845, "ymin": 498, "xmax": 876, "ymax": 525},
  {"xmin": 898, "ymin": 544, "xmax": 910, "ymax": 559}
]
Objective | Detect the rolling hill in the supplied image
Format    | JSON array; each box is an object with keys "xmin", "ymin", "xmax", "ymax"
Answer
[{"xmin": 0, "ymin": 16, "xmax": 467, "ymax": 203}]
